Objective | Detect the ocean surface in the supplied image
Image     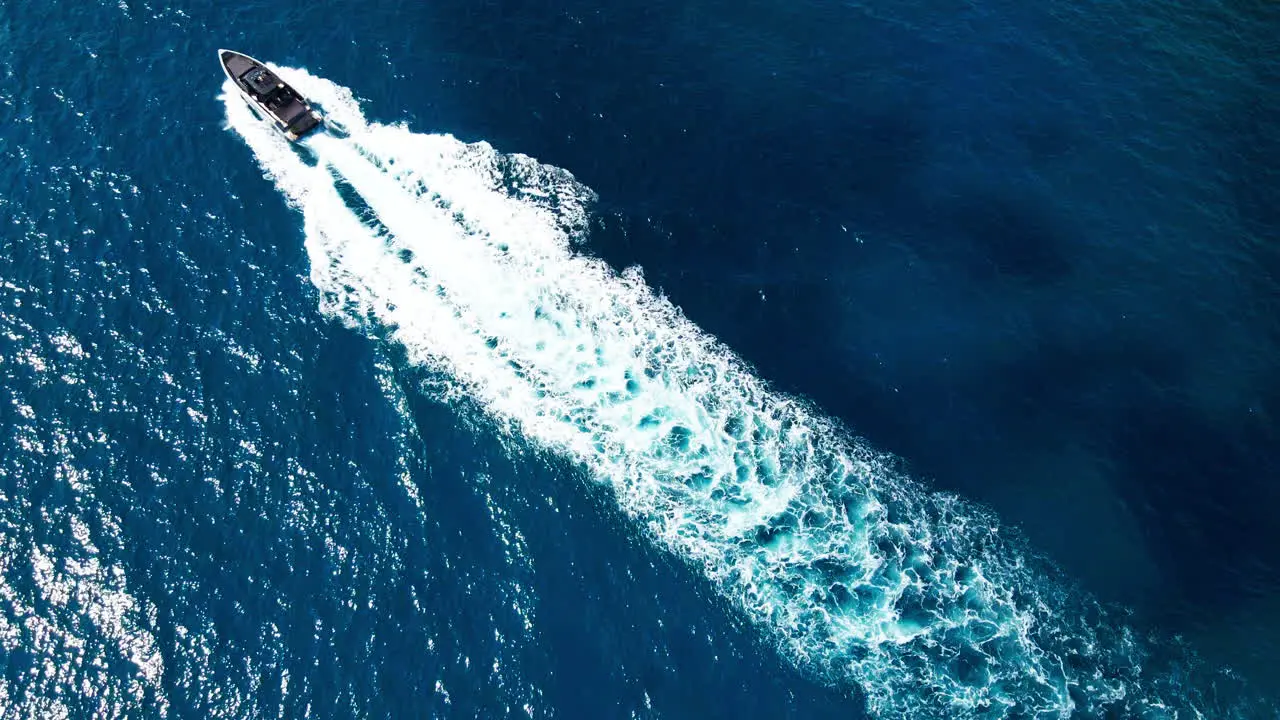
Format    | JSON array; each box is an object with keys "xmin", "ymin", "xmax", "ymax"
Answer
[{"xmin": 1, "ymin": 0, "xmax": 1278, "ymax": 717}]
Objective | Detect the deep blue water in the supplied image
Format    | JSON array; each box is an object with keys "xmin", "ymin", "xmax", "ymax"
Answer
[{"xmin": 1, "ymin": 0, "xmax": 1278, "ymax": 717}]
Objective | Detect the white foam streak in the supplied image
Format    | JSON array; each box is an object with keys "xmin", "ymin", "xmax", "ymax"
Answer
[{"xmin": 221, "ymin": 68, "xmax": 1239, "ymax": 718}]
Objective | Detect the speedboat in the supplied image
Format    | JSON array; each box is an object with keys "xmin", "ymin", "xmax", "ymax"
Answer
[{"xmin": 218, "ymin": 49, "xmax": 322, "ymax": 141}]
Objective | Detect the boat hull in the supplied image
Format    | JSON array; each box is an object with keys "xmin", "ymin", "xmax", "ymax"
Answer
[{"xmin": 219, "ymin": 50, "xmax": 322, "ymax": 141}]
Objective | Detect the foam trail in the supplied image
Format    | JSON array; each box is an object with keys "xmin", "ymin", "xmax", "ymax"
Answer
[{"xmin": 222, "ymin": 69, "xmax": 1261, "ymax": 718}]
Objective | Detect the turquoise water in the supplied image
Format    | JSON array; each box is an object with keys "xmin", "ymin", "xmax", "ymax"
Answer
[{"xmin": 1, "ymin": 0, "xmax": 1277, "ymax": 717}]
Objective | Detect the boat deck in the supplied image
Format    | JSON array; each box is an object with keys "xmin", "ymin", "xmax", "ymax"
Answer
[{"xmin": 220, "ymin": 50, "xmax": 323, "ymax": 140}]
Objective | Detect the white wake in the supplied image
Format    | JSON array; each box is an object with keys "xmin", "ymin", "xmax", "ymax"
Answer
[{"xmin": 220, "ymin": 68, "xmax": 1248, "ymax": 719}]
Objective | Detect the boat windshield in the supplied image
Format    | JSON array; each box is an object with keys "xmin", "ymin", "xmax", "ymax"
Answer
[{"xmin": 243, "ymin": 68, "xmax": 278, "ymax": 95}]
